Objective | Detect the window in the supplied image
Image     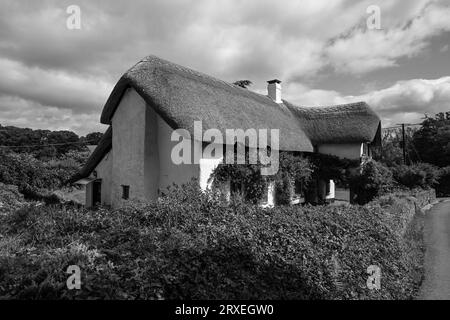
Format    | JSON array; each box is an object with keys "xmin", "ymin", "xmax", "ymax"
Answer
[
  {"xmin": 122, "ymin": 185, "xmax": 130, "ymax": 200},
  {"xmin": 326, "ymin": 180, "xmax": 331, "ymax": 195}
]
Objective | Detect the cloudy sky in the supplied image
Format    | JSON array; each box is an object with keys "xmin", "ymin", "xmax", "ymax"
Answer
[{"xmin": 0, "ymin": 0, "xmax": 449, "ymax": 135}]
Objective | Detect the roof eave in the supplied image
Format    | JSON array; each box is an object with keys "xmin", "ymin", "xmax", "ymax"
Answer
[{"xmin": 68, "ymin": 126, "xmax": 113, "ymax": 183}]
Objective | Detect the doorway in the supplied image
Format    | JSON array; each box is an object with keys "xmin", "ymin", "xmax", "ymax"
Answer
[{"xmin": 92, "ymin": 180, "xmax": 102, "ymax": 206}]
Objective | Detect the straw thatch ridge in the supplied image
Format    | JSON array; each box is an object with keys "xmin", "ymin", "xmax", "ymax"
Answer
[
  {"xmin": 100, "ymin": 55, "xmax": 314, "ymax": 152},
  {"xmin": 283, "ymin": 101, "xmax": 382, "ymax": 145},
  {"xmin": 69, "ymin": 126, "xmax": 112, "ymax": 183},
  {"xmin": 72, "ymin": 55, "xmax": 382, "ymax": 182}
]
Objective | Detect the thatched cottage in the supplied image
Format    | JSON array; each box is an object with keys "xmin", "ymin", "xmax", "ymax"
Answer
[{"xmin": 72, "ymin": 55, "xmax": 381, "ymax": 208}]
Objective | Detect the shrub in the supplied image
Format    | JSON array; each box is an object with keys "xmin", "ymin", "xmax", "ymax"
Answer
[
  {"xmin": 437, "ymin": 166, "xmax": 450, "ymax": 197},
  {"xmin": 393, "ymin": 163, "xmax": 441, "ymax": 190},
  {"xmin": 17, "ymin": 184, "xmax": 62, "ymax": 205},
  {"xmin": 0, "ymin": 183, "xmax": 24, "ymax": 214},
  {"xmin": 273, "ymin": 153, "xmax": 313, "ymax": 205},
  {"xmin": 351, "ymin": 159, "xmax": 393, "ymax": 204},
  {"xmin": 307, "ymin": 153, "xmax": 359, "ymax": 187},
  {"xmin": 0, "ymin": 182, "xmax": 431, "ymax": 300},
  {"xmin": 0, "ymin": 150, "xmax": 86, "ymax": 192},
  {"xmin": 274, "ymin": 173, "xmax": 292, "ymax": 205}
]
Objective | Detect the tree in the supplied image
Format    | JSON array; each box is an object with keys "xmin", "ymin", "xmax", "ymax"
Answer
[
  {"xmin": 83, "ymin": 132, "xmax": 103, "ymax": 145},
  {"xmin": 45, "ymin": 130, "xmax": 82, "ymax": 155},
  {"xmin": 0, "ymin": 125, "xmax": 84, "ymax": 158},
  {"xmin": 233, "ymin": 80, "xmax": 252, "ymax": 89},
  {"xmin": 376, "ymin": 126, "xmax": 417, "ymax": 166},
  {"xmin": 411, "ymin": 112, "xmax": 450, "ymax": 167}
]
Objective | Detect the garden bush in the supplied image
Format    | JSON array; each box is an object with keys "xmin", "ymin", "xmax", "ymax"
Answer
[
  {"xmin": 0, "ymin": 183, "xmax": 25, "ymax": 215},
  {"xmin": 0, "ymin": 182, "xmax": 431, "ymax": 300},
  {"xmin": 350, "ymin": 159, "xmax": 394, "ymax": 204},
  {"xmin": 0, "ymin": 150, "xmax": 87, "ymax": 192},
  {"xmin": 392, "ymin": 163, "xmax": 441, "ymax": 190},
  {"xmin": 436, "ymin": 166, "xmax": 450, "ymax": 197}
]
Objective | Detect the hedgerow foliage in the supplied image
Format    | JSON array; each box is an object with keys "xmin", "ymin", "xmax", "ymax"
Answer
[
  {"xmin": 437, "ymin": 166, "xmax": 450, "ymax": 197},
  {"xmin": 0, "ymin": 183, "xmax": 24, "ymax": 215},
  {"xmin": 0, "ymin": 182, "xmax": 431, "ymax": 300},
  {"xmin": 350, "ymin": 159, "xmax": 394, "ymax": 205},
  {"xmin": 392, "ymin": 163, "xmax": 441, "ymax": 190},
  {"xmin": 0, "ymin": 150, "xmax": 88, "ymax": 192}
]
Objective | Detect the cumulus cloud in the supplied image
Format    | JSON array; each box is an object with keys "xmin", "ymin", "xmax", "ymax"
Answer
[
  {"xmin": 0, "ymin": 0, "xmax": 449, "ymax": 133},
  {"xmin": 352, "ymin": 77, "xmax": 450, "ymax": 125},
  {"xmin": 287, "ymin": 76, "xmax": 450, "ymax": 127},
  {"xmin": 326, "ymin": 1, "xmax": 450, "ymax": 74}
]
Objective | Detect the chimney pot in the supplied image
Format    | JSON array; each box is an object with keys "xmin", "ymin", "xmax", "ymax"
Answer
[{"xmin": 267, "ymin": 79, "xmax": 282, "ymax": 103}]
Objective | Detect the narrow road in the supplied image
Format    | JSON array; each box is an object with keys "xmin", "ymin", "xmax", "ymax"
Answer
[{"xmin": 418, "ymin": 199, "xmax": 450, "ymax": 300}]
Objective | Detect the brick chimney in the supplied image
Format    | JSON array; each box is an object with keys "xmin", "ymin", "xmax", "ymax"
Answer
[{"xmin": 267, "ymin": 79, "xmax": 282, "ymax": 103}]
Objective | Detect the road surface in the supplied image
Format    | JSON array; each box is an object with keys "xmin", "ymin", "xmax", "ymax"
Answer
[{"xmin": 418, "ymin": 199, "xmax": 450, "ymax": 300}]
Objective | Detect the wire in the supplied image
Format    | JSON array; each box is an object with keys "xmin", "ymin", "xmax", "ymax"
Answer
[
  {"xmin": 409, "ymin": 138, "xmax": 422, "ymax": 163},
  {"xmin": 0, "ymin": 139, "xmax": 99, "ymax": 149}
]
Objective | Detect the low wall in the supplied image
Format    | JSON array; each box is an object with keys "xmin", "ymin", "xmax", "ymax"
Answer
[
  {"xmin": 369, "ymin": 189, "xmax": 436, "ymax": 237},
  {"xmin": 409, "ymin": 189, "xmax": 437, "ymax": 209}
]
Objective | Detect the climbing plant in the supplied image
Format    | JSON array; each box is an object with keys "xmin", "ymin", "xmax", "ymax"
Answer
[
  {"xmin": 307, "ymin": 153, "xmax": 360, "ymax": 186},
  {"xmin": 210, "ymin": 149, "xmax": 364, "ymax": 205},
  {"xmin": 211, "ymin": 151, "xmax": 313, "ymax": 205}
]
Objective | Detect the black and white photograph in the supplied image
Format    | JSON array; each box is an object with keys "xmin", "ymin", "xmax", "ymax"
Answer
[{"xmin": 0, "ymin": 0, "xmax": 450, "ymax": 312}]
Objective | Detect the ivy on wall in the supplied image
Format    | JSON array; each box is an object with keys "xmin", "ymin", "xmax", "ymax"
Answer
[
  {"xmin": 210, "ymin": 150, "xmax": 314, "ymax": 204},
  {"xmin": 210, "ymin": 149, "xmax": 362, "ymax": 206},
  {"xmin": 307, "ymin": 153, "xmax": 360, "ymax": 187}
]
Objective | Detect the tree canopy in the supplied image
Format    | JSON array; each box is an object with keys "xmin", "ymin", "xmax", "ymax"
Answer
[
  {"xmin": 411, "ymin": 112, "xmax": 450, "ymax": 167},
  {"xmin": 0, "ymin": 124, "xmax": 103, "ymax": 159},
  {"xmin": 233, "ymin": 80, "xmax": 252, "ymax": 89},
  {"xmin": 378, "ymin": 112, "xmax": 450, "ymax": 168}
]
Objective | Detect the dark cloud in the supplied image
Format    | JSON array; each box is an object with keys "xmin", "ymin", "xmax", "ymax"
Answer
[{"xmin": 0, "ymin": 0, "xmax": 449, "ymax": 134}]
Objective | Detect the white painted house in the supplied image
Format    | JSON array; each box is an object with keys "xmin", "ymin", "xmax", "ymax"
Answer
[{"xmin": 72, "ymin": 55, "xmax": 381, "ymax": 208}]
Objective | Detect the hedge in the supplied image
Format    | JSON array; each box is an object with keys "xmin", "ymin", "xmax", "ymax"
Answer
[
  {"xmin": 0, "ymin": 183, "xmax": 433, "ymax": 299},
  {"xmin": 392, "ymin": 163, "xmax": 441, "ymax": 190},
  {"xmin": 0, "ymin": 151, "xmax": 87, "ymax": 192},
  {"xmin": 437, "ymin": 166, "xmax": 450, "ymax": 197},
  {"xmin": 0, "ymin": 183, "xmax": 24, "ymax": 215}
]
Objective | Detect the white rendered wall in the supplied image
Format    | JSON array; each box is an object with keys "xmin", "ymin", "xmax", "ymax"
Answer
[
  {"xmin": 110, "ymin": 88, "xmax": 202, "ymax": 207},
  {"xmin": 199, "ymin": 157, "xmax": 223, "ymax": 191},
  {"xmin": 111, "ymin": 88, "xmax": 152, "ymax": 207},
  {"xmin": 157, "ymin": 116, "xmax": 200, "ymax": 193}
]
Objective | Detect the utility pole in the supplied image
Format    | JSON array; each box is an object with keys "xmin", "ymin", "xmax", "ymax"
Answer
[
  {"xmin": 394, "ymin": 122, "xmax": 422, "ymax": 165},
  {"xmin": 401, "ymin": 123, "xmax": 406, "ymax": 165}
]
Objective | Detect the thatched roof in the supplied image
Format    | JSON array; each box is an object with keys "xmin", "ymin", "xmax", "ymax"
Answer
[
  {"xmin": 284, "ymin": 101, "xmax": 382, "ymax": 146},
  {"xmin": 100, "ymin": 55, "xmax": 313, "ymax": 152},
  {"xmin": 73, "ymin": 55, "xmax": 381, "ymax": 182},
  {"xmin": 69, "ymin": 126, "xmax": 112, "ymax": 183}
]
